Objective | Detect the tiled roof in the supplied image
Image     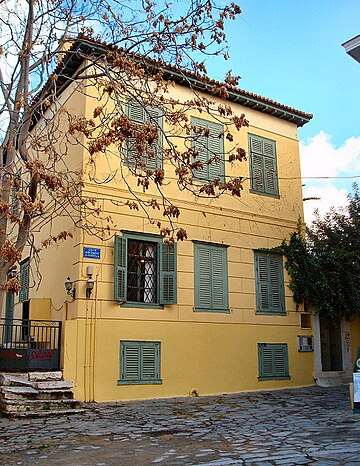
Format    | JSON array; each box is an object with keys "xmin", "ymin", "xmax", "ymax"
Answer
[{"xmin": 37, "ymin": 35, "xmax": 313, "ymax": 127}]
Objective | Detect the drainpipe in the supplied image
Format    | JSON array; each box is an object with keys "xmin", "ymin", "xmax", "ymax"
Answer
[{"xmin": 90, "ymin": 272, "xmax": 99, "ymax": 402}]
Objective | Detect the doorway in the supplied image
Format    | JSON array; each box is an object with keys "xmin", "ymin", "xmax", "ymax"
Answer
[{"xmin": 320, "ymin": 315, "xmax": 343, "ymax": 371}]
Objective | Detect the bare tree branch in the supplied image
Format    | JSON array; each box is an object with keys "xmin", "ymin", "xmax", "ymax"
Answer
[{"xmin": 0, "ymin": 0, "xmax": 247, "ymax": 301}]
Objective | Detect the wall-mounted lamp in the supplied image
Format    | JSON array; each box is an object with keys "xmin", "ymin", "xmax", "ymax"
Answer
[
  {"xmin": 86, "ymin": 266, "xmax": 94, "ymax": 299},
  {"xmin": 65, "ymin": 277, "xmax": 76, "ymax": 299},
  {"xmin": 7, "ymin": 266, "xmax": 17, "ymax": 280}
]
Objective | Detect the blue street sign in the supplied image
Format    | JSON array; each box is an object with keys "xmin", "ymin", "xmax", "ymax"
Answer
[{"xmin": 83, "ymin": 247, "xmax": 101, "ymax": 259}]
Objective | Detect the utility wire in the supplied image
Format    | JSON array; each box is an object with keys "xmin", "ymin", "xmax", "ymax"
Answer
[{"xmin": 275, "ymin": 175, "xmax": 360, "ymax": 181}]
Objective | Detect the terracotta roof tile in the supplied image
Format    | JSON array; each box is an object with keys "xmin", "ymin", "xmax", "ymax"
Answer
[{"xmin": 35, "ymin": 35, "xmax": 313, "ymax": 127}]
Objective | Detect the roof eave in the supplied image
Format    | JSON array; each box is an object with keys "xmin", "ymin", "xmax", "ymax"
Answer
[
  {"xmin": 164, "ymin": 68, "xmax": 312, "ymax": 127},
  {"xmin": 342, "ymin": 35, "xmax": 360, "ymax": 63},
  {"xmin": 33, "ymin": 38, "xmax": 312, "ymax": 128}
]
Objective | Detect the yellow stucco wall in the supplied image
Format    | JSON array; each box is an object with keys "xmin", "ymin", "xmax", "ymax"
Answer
[
  {"xmin": 64, "ymin": 318, "xmax": 314, "ymax": 402},
  {"xmin": 27, "ymin": 75, "xmax": 317, "ymax": 401},
  {"xmin": 29, "ymin": 298, "xmax": 51, "ymax": 321}
]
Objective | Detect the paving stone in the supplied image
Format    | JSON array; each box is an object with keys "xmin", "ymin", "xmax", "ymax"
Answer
[
  {"xmin": 311, "ymin": 462, "xmax": 340, "ymax": 465},
  {"xmin": 249, "ymin": 462, "xmax": 273, "ymax": 466},
  {"xmin": 0, "ymin": 384, "xmax": 358, "ymax": 465}
]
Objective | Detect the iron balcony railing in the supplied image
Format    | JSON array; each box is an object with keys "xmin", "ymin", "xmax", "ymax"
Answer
[{"xmin": 0, "ymin": 319, "xmax": 62, "ymax": 371}]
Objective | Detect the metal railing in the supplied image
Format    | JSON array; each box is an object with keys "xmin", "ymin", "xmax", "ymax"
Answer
[{"xmin": 0, "ymin": 319, "xmax": 62, "ymax": 371}]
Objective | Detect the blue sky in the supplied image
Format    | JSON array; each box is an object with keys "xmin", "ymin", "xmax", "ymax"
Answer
[
  {"xmin": 1, "ymin": 0, "xmax": 358, "ymax": 223},
  {"xmin": 206, "ymin": 0, "xmax": 360, "ymax": 223}
]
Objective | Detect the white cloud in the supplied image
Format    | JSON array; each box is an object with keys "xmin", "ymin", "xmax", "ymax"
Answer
[
  {"xmin": 302, "ymin": 185, "xmax": 349, "ymax": 226},
  {"xmin": 300, "ymin": 131, "xmax": 360, "ymax": 179},
  {"xmin": 300, "ymin": 131, "xmax": 360, "ymax": 225}
]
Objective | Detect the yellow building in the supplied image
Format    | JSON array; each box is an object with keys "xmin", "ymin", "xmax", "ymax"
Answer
[{"xmin": 6, "ymin": 37, "xmax": 355, "ymax": 402}]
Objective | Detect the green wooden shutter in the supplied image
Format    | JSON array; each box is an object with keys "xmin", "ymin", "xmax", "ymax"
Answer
[
  {"xmin": 127, "ymin": 101, "xmax": 162, "ymax": 169},
  {"xmin": 141, "ymin": 342, "xmax": 161, "ymax": 381},
  {"xmin": 192, "ymin": 118, "xmax": 209, "ymax": 181},
  {"xmin": 269, "ymin": 255, "xmax": 285, "ymax": 313},
  {"xmin": 4, "ymin": 292, "xmax": 15, "ymax": 344},
  {"xmin": 120, "ymin": 341, "xmax": 161, "ymax": 384},
  {"xmin": 126, "ymin": 100, "xmax": 145, "ymax": 166},
  {"xmin": 207, "ymin": 121, "xmax": 224, "ymax": 182},
  {"xmin": 251, "ymin": 154, "xmax": 265, "ymax": 192},
  {"xmin": 259, "ymin": 345, "xmax": 274, "ymax": 378},
  {"xmin": 145, "ymin": 107, "xmax": 163, "ymax": 170},
  {"xmin": 250, "ymin": 135, "xmax": 265, "ymax": 193},
  {"xmin": 263, "ymin": 139, "xmax": 278, "ymax": 195},
  {"xmin": 121, "ymin": 341, "xmax": 141, "ymax": 382},
  {"xmin": 19, "ymin": 258, "xmax": 30, "ymax": 303},
  {"xmin": 160, "ymin": 243, "xmax": 177, "ymax": 305},
  {"xmin": 211, "ymin": 246, "xmax": 228, "ymax": 310},
  {"xmin": 256, "ymin": 254, "xmax": 270, "ymax": 312},
  {"xmin": 114, "ymin": 235, "xmax": 127, "ymax": 302},
  {"xmin": 258, "ymin": 343, "xmax": 289, "ymax": 379},
  {"xmin": 273, "ymin": 344, "xmax": 288, "ymax": 377},
  {"xmin": 195, "ymin": 245, "xmax": 212, "ymax": 309},
  {"xmin": 249, "ymin": 135, "xmax": 278, "ymax": 195},
  {"xmin": 192, "ymin": 118, "xmax": 224, "ymax": 182},
  {"xmin": 195, "ymin": 243, "xmax": 228, "ymax": 311},
  {"xmin": 128, "ymin": 99, "xmax": 145, "ymax": 123},
  {"xmin": 255, "ymin": 253, "xmax": 285, "ymax": 315}
]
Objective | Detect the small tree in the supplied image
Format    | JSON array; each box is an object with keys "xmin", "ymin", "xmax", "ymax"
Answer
[
  {"xmin": 279, "ymin": 185, "xmax": 360, "ymax": 320},
  {"xmin": 0, "ymin": 0, "xmax": 248, "ymax": 308}
]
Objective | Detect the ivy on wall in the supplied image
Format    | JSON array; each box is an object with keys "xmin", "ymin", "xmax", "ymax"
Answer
[{"xmin": 276, "ymin": 184, "xmax": 360, "ymax": 320}]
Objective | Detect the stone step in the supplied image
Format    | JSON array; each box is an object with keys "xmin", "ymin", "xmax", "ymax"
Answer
[
  {"xmin": 0, "ymin": 386, "xmax": 74, "ymax": 401},
  {"xmin": 0, "ymin": 386, "xmax": 38, "ymax": 399},
  {"xmin": 0, "ymin": 398, "xmax": 80, "ymax": 413},
  {"xmin": 35, "ymin": 389, "xmax": 74, "ymax": 400},
  {"xmin": 0, "ymin": 371, "xmax": 80, "ymax": 419},
  {"xmin": 28, "ymin": 371, "xmax": 63, "ymax": 382},
  {"xmin": 31, "ymin": 380, "xmax": 74, "ymax": 390},
  {"xmin": 3, "ymin": 407, "xmax": 85, "ymax": 419},
  {"xmin": 0, "ymin": 373, "xmax": 30, "ymax": 387}
]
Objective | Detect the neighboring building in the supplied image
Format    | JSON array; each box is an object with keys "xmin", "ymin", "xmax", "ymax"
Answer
[
  {"xmin": 312, "ymin": 33, "xmax": 360, "ymax": 387},
  {"xmin": 4, "ymin": 37, "xmax": 356, "ymax": 402},
  {"xmin": 342, "ymin": 35, "xmax": 360, "ymax": 63}
]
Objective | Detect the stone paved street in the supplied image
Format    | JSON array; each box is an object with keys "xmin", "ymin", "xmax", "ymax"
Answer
[{"xmin": 0, "ymin": 385, "xmax": 359, "ymax": 465}]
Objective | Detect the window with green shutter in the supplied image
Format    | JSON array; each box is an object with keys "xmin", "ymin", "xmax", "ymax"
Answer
[
  {"xmin": 19, "ymin": 257, "xmax": 30, "ymax": 303},
  {"xmin": 258, "ymin": 343, "xmax": 290, "ymax": 380},
  {"xmin": 194, "ymin": 241, "xmax": 229, "ymax": 313},
  {"xmin": 249, "ymin": 134, "xmax": 279, "ymax": 197},
  {"xmin": 119, "ymin": 340, "xmax": 162, "ymax": 384},
  {"xmin": 114, "ymin": 232, "xmax": 177, "ymax": 307},
  {"xmin": 191, "ymin": 117, "xmax": 225, "ymax": 182},
  {"xmin": 126, "ymin": 100, "xmax": 163, "ymax": 170},
  {"xmin": 255, "ymin": 252, "xmax": 285, "ymax": 315}
]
